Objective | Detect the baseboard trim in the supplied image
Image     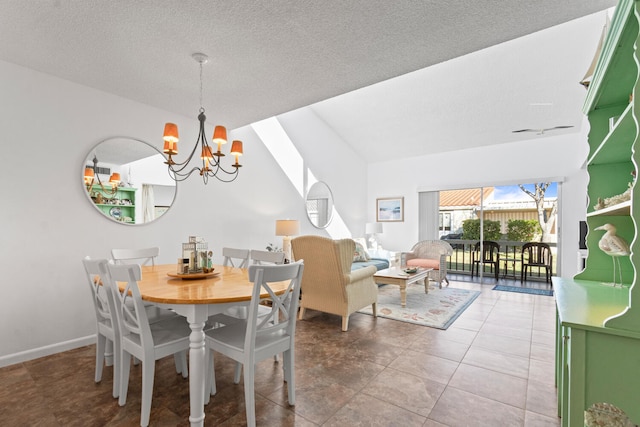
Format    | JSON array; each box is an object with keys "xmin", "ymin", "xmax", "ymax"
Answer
[{"xmin": 0, "ymin": 335, "xmax": 95, "ymax": 368}]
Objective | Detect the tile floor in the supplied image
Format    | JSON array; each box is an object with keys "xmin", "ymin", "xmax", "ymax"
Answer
[{"xmin": 0, "ymin": 275, "xmax": 559, "ymax": 426}]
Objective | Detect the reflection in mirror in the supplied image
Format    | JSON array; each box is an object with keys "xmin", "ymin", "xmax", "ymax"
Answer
[
  {"xmin": 305, "ymin": 181, "xmax": 334, "ymax": 229},
  {"xmin": 82, "ymin": 137, "xmax": 177, "ymax": 225}
]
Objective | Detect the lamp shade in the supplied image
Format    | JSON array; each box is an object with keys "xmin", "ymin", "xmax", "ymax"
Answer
[
  {"xmin": 163, "ymin": 123, "xmax": 179, "ymax": 143},
  {"xmin": 163, "ymin": 123, "xmax": 179, "ymax": 155},
  {"xmin": 230, "ymin": 140, "xmax": 243, "ymax": 156},
  {"xmin": 84, "ymin": 168, "xmax": 94, "ymax": 186},
  {"xmin": 109, "ymin": 172, "xmax": 121, "ymax": 184},
  {"xmin": 366, "ymin": 222, "xmax": 383, "ymax": 234},
  {"xmin": 201, "ymin": 146, "xmax": 213, "ymax": 160},
  {"xmin": 275, "ymin": 219, "xmax": 300, "ymax": 236},
  {"xmin": 213, "ymin": 126, "xmax": 227, "ymax": 146}
]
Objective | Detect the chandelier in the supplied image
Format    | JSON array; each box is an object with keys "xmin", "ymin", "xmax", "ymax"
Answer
[
  {"xmin": 84, "ymin": 155, "xmax": 121, "ymax": 197},
  {"xmin": 163, "ymin": 53, "xmax": 243, "ymax": 184}
]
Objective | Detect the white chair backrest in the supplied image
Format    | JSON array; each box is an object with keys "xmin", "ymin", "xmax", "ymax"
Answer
[
  {"xmin": 245, "ymin": 261, "xmax": 304, "ymax": 348},
  {"xmin": 101, "ymin": 262, "xmax": 154, "ymax": 349},
  {"xmin": 222, "ymin": 247, "xmax": 250, "ymax": 268},
  {"xmin": 82, "ymin": 256, "xmax": 113, "ymax": 327},
  {"xmin": 250, "ymin": 249, "xmax": 285, "ymax": 265},
  {"xmin": 111, "ymin": 247, "xmax": 159, "ymax": 266}
]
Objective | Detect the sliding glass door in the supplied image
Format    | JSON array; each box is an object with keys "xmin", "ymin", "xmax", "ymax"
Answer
[{"xmin": 420, "ymin": 182, "xmax": 559, "ymax": 280}]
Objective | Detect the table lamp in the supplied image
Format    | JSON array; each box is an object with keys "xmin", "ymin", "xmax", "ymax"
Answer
[
  {"xmin": 276, "ymin": 219, "xmax": 300, "ymax": 263},
  {"xmin": 365, "ymin": 222, "xmax": 383, "ymax": 249}
]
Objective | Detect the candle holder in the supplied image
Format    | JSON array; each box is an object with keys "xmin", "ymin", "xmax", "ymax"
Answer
[{"xmin": 182, "ymin": 240, "xmax": 208, "ymax": 273}]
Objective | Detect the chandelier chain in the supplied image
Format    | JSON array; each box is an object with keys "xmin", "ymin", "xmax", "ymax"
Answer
[{"xmin": 199, "ymin": 60, "xmax": 204, "ymax": 112}]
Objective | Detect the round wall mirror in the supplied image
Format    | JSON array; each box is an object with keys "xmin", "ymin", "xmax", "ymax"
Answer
[
  {"xmin": 82, "ymin": 137, "xmax": 177, "ymax": 225},
  {"xmin": 305, "ymin": 181, "xmax": 334, "ymax": 229}
]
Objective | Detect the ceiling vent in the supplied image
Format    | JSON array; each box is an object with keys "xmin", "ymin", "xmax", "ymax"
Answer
[{"xmin": 86, "ymin": 165, "xmax": 111, "ymax": 175}]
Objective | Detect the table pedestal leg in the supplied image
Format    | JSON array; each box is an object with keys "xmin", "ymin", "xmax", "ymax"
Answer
[{"xmin": 188, "ymin": 313, "xmax": 207, "ymax": 426}]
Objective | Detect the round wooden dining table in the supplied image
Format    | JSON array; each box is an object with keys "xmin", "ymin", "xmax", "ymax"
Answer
[{"xmin": 133, "ymin": 264, "xmax": 289, "ymax": 427}]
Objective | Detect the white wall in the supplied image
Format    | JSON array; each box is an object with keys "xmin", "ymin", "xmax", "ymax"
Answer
[
  {"xmin": 367, "ymin": 125, "xmax": 590, "ymax": 279},
  {"xmin": 0, "ymin": 59, "xmax": 367, "ymax": 365},
  {"xmin": 277, "ymin": 108, "xmax": 370, "ymax": 237}
]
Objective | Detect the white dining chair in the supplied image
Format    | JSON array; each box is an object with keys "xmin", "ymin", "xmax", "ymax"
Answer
[
  {"xmin": 250, "ymin": 249, "xmax": 285, "ymax": 361},
  {"xmin": 83, "ymin": 257, "xmax": 186, "ymax": 397},
  {"xmin": 110, "ymin": 247, "xmax": 159, "ymax": 266},
  {"xmin": 111, "ymin": 246, "xmax": 177, "ymax": 326},
  {"xmin": 216, "ymin": 246, "xmax": 255, "ymax": 328},
  {"xmin": 250, "ymin": 249, "xmax": 285, "ymax": 265},
  {"xmin": 82, "ymin": 256, "xmax": 121, "ymax": 399},
  {"xmin": 217, "ymin": 248, "xmax": 278, "ymax": 330},
  {"xmin": 205, "ymin": 261, "xmax": 304, "ymax": 427},
  {"xmin": 222, "ymin": 247, "xmax": 250, "ymax": 268},
  {"xmin": 102, "ymin": 262, "xmax": 191, "ymax": 427}
]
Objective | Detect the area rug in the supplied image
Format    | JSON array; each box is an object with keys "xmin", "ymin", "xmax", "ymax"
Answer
[
  {"xmin": 357, "ymin": 284, "xmax": 480, "ymax": 329},
  {"xmin": 492, "ymin": 285, "xmax": 553, "ymax": 296}
]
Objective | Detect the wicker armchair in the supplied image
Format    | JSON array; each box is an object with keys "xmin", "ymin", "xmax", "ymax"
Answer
[
  {"xmin": 291, "ymin": 235, "xmax": 377, "ymax": 331},
  {"xmin": 401, "ymin": 240, "xmax": 453, "ymax": 288}
]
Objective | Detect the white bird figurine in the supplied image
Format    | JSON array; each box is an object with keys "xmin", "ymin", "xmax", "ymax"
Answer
[{"xmin": 594, "ymin": 223, "xmax": 630, "ymax": 286}]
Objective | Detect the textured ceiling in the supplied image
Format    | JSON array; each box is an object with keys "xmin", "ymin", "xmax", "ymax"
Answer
[{"xmin": 0, "ymin": 1, "xmax": 616, "ymax": 163}]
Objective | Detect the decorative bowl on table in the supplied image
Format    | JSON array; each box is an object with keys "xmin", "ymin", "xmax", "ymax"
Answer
[
  {"xmin": 166, "ymin": 268, "xmax": 218, "ymax": 280},
  {"xmin": 403, "ymin": 267, "xmax": 418, "ymax": 274}
]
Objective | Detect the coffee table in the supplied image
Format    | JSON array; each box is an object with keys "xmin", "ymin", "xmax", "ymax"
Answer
[{"xmin": 373, "ymin": 267, "xmax": 433, "ymax": 307}]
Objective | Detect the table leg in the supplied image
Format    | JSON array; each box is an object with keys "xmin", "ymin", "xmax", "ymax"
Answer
[
  {"xmin": 187, "ymin": 307, "xmax": 208, "ymax": 427},
  {"xmin": 400, "ymin": 283, "xmax": 407, "ymax": 307}
]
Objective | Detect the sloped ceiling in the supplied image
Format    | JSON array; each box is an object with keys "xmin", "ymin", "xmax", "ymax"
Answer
[{"xmin": 0, "ymin": 1, "xmax": 616, "ymax": 163}]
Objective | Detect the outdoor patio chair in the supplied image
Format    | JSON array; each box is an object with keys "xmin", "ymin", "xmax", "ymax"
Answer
[
  {"xmin": 521, "ymin": 242, "xmax": 553, "ymax": 284},
  {"xmin": 471, "ymin": 241, "xmax": 500, "ymax": 280}
]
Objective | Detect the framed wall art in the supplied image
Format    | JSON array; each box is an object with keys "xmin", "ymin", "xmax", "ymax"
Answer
[{"xmin": 376, "ymin": 197, "xmax": 404, "ymax": 222}]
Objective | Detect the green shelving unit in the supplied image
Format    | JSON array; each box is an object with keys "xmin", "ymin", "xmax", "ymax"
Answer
[
  {"xmin": 553, "ymin": 1, "xmax": 640, "ymax": 425},
  {"xmin": 577, "ymin": 0, "xmax": 639, "ymax": 329},
  {"xmin": 89, "ymin": 184, "xmax": 137, "ymax": 224}
]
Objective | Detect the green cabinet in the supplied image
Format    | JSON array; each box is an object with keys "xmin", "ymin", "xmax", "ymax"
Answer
[
  {"xmin": 554, "ymin": 278, "xmax": 640, "ymax": 425},
  {"xmin": 554, "ymin": 1, "xmax": 640, "ymax": 425},
  {"xmin": 89, "ymin": 185, "xmax": 137, "ymax": 224}
]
